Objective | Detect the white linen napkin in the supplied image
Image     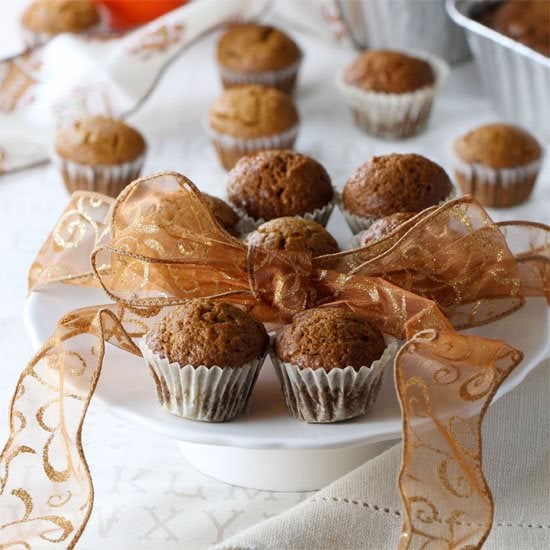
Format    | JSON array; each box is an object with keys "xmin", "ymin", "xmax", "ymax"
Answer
[{"xmin": 216, "ymin": 358, "xmax": 550, "ymax": 550}]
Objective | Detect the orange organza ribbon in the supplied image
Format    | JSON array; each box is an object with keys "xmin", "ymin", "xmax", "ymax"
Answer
[{"xmin": 1, "ymin": 172, "xmax": 548, "ymax": 548}]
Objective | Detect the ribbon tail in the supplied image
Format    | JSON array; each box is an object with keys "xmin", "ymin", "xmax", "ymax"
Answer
[
  {"xmin": 0, "ymin": 305, "xmax": 139, "ymax": 548},
  {"xmin": 396, "ymin": 330, "xmax": 523, "ymax": 549}
]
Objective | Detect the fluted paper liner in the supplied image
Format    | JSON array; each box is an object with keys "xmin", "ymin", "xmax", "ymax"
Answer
[
  {"xmin": 337, "ymin": 50, "xmax": 449, "ymax": 139},
  {"xmin": 232, "ymin": 199, "xmax": 335, "ymax": 235},
  {"xmin": 271, "ymin": 340, "xmax": 398, "ymax": 423},
  {"xmin": 206, "ymin": 124, "xmax": 299, "ymax": 170},
  {"xmin": 218, "ymin": 57, "xmax": 302, "ymax": 94},
  {"xmin": 453, "ymin": 154, "xmax": 542, "ymax": 208},
  {"xmin": 1, "ymin": 172, "xmax": 548, "ymax": 548},
  {"xmin": 141, "ymin": 342, "xmax": 264, "ymax": 422},
  {"xmin": 53, "ymin": 151, "xmax": 146, "ymax": 197},
  {"xmin": 336, "ymin": 189, "xmax": 456, "ymax": 235}
]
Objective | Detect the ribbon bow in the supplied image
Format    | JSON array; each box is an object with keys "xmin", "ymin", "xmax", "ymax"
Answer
[{"xmin": 2, "ymin": 172, "xmax": 548, "ymax": 548}]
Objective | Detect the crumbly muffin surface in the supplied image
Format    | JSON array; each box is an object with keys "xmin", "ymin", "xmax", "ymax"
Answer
[
  {"xmin": 344, "ymin": 50, "xmax": 435, "ymax": 94},
  {"xmin": 246, "ymin": 217, "xmax": 339, "ymax": 257},
  {"xmin": 217, "ymin": 24, "xmax": 301, "ymax": 72},
  {"xmin": 342, "ymin": 154, "xmax": 453, "ymax": 218},
  {"xmin": 355, "ymin": 212, "xmax": 415, "ymax": 247},
  {"xmin": 55, "ymin": 116, "xmax": 146, "ymax": 165},
  {"xmin": 227, "ymin": 150, "xmax": 333, "ymax": 220},
  {"xmin": 146, "ymin": 299, "xmax": 268, "ymax": 368},
  {"xmin": 208, "ymin": 85, "xmax": 299, "ymax": 139},
  {"xmin": 276, "ymin": 307, "xmax": 386, "ymax": 371},
  {"xmin": 22, "ymin": 0, "xmax": 100, "ymax": 34},
  {"xmin": 453, "ymin": 124, "xmax": 542, "ymax": 169}
]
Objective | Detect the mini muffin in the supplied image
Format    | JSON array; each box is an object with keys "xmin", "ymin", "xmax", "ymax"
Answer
[
  {"xmin": 207, "ymin": 85, "xmax": 299, "ymax": 170},
  {"xmin": 272, "ymin": 307, "xmax": 395, "ymax": 423},
  {"xmin": 226, "ymin": 150, "xmax": 334, "ymax": 231},
  {"xmin": 143, "ymin": 299, "xmax": 268, "ymax": 422},
  {"xmin": 201, "ymin": 193, "xmax": 240, "ymax": 235},
  {"xmin": 246, "ymin": 217, "xmax": 339, "ymax": 257},
  {"xmin": 54, "ymin": 116, "xmax": 146, "ymax": 197},
  {"xmin": 482, "ymin": 0, "xmax": 550, "ymax": 57},
  {"xmin": 337, "ymin": 49, "xmax": 448, "ymax": 139},
  {"xmin": 341, "ymin": 154, "xmax": 454, "ymax": 233},
  {"xmin": 21, "ymin": 0, "xmax": 101, "ymax": 48},
  {"xmin": 352, "ymin": 212, "xmax": 415, "ymax": 248},
  {"xmin": 453, "ymin": 124, "xmax": 543, "ymax": 207},
  {"xmin": 216, "ymin": 24, "xmax": 302, "ymax": 94}
]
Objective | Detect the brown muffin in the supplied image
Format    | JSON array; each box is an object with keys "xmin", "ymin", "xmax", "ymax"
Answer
[
  {"xmin": 146, "ymin": 299, "xmax": 268, "ymax": 368},
  {"xmin": 355, "ymin": 212, "xmax": 415, "ymax": 247},
  {"xmin": 21, "ymin": 0, "xmax": 100, "ymax": 35},
  {"xmin": 201, "ymin": 193, "xmax": 239, "ymax": 235},
  {"xmin": 342, "ymin": 154, "xmax": 453, "ymax": 219},
  {"xmin": 481, "ymin": 1, "xmax": 550, "ymax": 57},
  {"xmin": 226, "ymin": 150, "xmax": 333, "ymax": 223},
  {"xmin": 344, "ymin": 50, "xmax": 435, "ymax": 94},
  {"xmin": 453, "ymin": 124, "xmax": 542, "ymax": 170},
  {"xmin": 246, "ymin": 217, "xmax": 339, "ymax": 257},
  {"xmin": 453, "ymin": 124, "xmax": 543, "ymax": 207},
  {"xmin": 54, "ymin": 116, "xmax": 146, "ymax": 197},
  {"xmin": 276, "ymin": 307, "xmax": 386, "ymax": 371},
  {"xmin": 56, "ymin": 116, "xmax": 146, "ymax": 166},
  {"xmin": 216, "ymin": 24, "xmax": 302, "ymax": 93},
  {"xmin": 208, "ymin": 85, "xmax": 299, "ymax": 170}
]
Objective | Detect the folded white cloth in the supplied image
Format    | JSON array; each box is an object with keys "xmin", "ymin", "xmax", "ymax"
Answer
[{"xmin": 216, "ymin": 358, "xmax": 550, "ymax": 550}]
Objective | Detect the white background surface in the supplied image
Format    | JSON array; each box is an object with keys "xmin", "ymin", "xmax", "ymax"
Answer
[{"xmin": 0, "ymin": 2, "xmax": 548, "ymax": 548}]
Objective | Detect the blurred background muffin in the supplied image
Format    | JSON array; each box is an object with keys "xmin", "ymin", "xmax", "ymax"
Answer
[
  {"xmin": 21, "ymin": 0, "xmax": 101, "ymax": 48},
  {"xmin": 337, "ymin": 49, "xmax": 448, "ymax": 139},
  {"xmin": 272, "ymin": 307, "xmax": 393, "ymax": 423},
  {"xmin": 246, "ymin": 217, "xmax": 339, "ymax": 257},
  {"xmin": 207, "ymin": 85, "xmax": 299, "ymax": 170},
  {"xmin": 341, "ymin": 153, "xmax": 454, "ymax": 233},
  {"xmin": 216, "ymin": 23, "xmax": 302, "ymax": 94},
  {"xmin": 54, "ymin": 115, "xmax": 146, "ymax": 197},
  {"xmin": 143, "ymin": 298, "xmax": 268, "ymax": 422},
  {"xmin": 453, "ymin": 123, "xmax": 543, "ymax": 207},
  {"xmin": 226, "ymin": 150, "xmax": 334, "ymax": 230}
]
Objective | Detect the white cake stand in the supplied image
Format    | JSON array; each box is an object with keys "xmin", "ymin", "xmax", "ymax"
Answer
[{"xmin": 24, "ymin": 211, "xmax": 549, "ymax": 491}]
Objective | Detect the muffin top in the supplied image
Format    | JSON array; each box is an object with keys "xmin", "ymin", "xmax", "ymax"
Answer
[
  {"xmin": 344, "ymin": 50, "xmax": 435, "ymax": 94},
  {"xmin": 55, "ymin": 116, "xmax": 146, "ymax": 165},
  {"xmin": 355, "ymin": 212, "xmax": 415, "ymax": 247},
  {"xmin": 227, "ymin": 150, "xmax": 333, "ymax": 220},
  {"xmin": 217, "ymin": 24, "xmax": 301, "ymax": 72},
  {"xmin": 146, "ymin": 299, "xmax": 268, "ymax": 368},
  {"xmin": 22, "ymin": 0, "xmax": 100, "ymax": 34},
  {"xmin": 208, "ymin": 85, "xmax": 299, "ymax": 139},
  {"xmin": 486, "ymin": 1, "xmax": 550, "ymax": 57},
  {"xmin": 342, "ymin": 154, "xmax": 453, "ymax": 218},
  {"xmin": 276, "ymin": 307, "xmax": 386, "ymax": 371},
  {"xmin": 202, "ymin": 193, "xmax": 240, "ymax": 235},
  {"xmin": 453, "ymin": 123, "xmax": 542, "ymax": 169},
  {"xmin": 246, "ymin": 217, "xmax": 339, "ymax": 257}
]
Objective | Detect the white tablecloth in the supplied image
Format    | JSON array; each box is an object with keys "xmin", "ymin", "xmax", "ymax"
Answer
[{"xmin": 0, "ymin": 3, "xmax": 548, "ymax": 549}]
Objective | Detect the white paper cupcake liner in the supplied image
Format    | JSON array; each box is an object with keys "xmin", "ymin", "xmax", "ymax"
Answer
[
  {"xmin": 337, "ymin": 50, "xmax": 449, "ymax": 139},
  {"xmin": 53, "ymin": 151, "xmax": 146, "ymax": 197},
  {"xmin": 141, "ymin": 342, "xmax": 265, "ymax": 422},
  {"xmin": 218, "ymin": 57, "xmax": 302, "ymax": 94},
  {"xmin": 270, "ymin": 340, "xmax": 398, "ymax": 423},
  {"xmin": 336, "ymin": 188, "xmax": 456, "ymax": 235},
  {"xmin": 232, "ymin": 199, "xmax": 335, "ymax": 235},
  {"xmin": 452, "ymin": 154, "xmax": 542, "ymax": 207}
]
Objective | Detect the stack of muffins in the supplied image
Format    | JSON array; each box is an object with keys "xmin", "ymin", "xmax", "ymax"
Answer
[{"xmin": 45, "ymin": 16, "xmax": 545, "ymax": 424}]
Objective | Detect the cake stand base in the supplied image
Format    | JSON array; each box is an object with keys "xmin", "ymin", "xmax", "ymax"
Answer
[{"xmin": 177, "ymin": 439, "xmax": 397, "ymax": 492}]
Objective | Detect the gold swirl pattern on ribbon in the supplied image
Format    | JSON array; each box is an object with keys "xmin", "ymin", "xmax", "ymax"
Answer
[{"xmin": 0, "ymin": 171, "xmax": 548, "ymax": 548}]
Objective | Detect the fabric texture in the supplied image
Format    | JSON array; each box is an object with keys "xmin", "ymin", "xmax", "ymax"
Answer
[{"xmin": 217, "ymin": 358, "xmax": 550, "ymax": 550}]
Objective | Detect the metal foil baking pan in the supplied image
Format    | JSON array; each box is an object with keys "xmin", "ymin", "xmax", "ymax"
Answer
[
  {"xmin": 336, "ymin": 0, "xmax": 470, "ymax": 64},
  {"xmin": 447, "ymin": 0, "xmax": 550, "ymax": 139}
]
